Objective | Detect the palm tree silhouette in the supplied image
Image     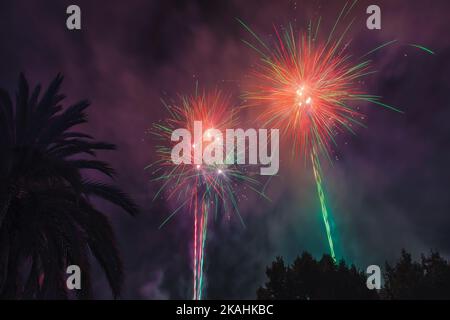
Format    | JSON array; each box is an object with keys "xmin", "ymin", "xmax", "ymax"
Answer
[{"xmin": 0, "ymin": 74, "xmax": 138, "ymax": 299}]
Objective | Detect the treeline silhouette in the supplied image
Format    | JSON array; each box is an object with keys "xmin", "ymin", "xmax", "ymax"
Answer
[{"xmin": 258, "ymin": 250, "xmax": 450, "ymax": 300}]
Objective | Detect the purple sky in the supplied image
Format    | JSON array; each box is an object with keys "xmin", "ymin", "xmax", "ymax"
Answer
[{"xmin": 1, "ymin": 0, "xmax": 450, "ymax": 299}]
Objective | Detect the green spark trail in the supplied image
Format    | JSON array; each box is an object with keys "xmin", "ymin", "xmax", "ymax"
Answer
[{"xmin": 311, "ymin": 149, "xmax": 337, "ymax": 262}]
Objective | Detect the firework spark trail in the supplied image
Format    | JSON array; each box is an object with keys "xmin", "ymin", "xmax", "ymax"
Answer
[
  {"xmin": 311, "ymin": 147, "xmax": 336, "ymax": 261},
  {"xmin": 149, "ymin": 90, "xmax": 262, "ymax": 300},
  {"xmin": 193, "ymin": 192, "xmax": 198, "ymax": 300},
  {"xmin": 196, "ymin": 201, "xmax": 209, "ymax": 300},
  {"xmin": 238, "ymin": 0, "xmax": 432, "ymax": 261},
  {"xmin": 192, "ymin": 189, "xmax": 210, "ymax": 300}
]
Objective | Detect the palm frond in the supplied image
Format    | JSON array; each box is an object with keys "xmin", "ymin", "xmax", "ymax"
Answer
[
  {"xmin": 82, "ymin": 181, "xmax": 139, "ymax": 216},
  {"xmin": 0, "ymin": 73, "xmax": 138, "ymax": 299}
]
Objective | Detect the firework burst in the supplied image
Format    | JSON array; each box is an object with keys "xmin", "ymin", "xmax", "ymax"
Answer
[
  {"xmin": 149, "ymin": 89, "xmax": 260, "ymax": 299},
  {"xmin": 239, "ymin": 3, "xmax": 410, "ymax": 261}
]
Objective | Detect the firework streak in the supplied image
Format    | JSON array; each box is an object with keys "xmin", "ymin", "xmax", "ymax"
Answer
[
  {"xmin": 239, "ymin": 1, "xmax": 432, "ymax": 261},
  {"xmin": 149, "ymin": 90, "xmax": 260, "ymax": 299},
  {"xmin": 311, "ymin": 147, "xmax": 336, "ymax": 261}
]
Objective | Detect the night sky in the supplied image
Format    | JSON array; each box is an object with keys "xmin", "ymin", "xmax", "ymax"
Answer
[{"xmin": 1, "ymin": 0, "xmax": 450, "ymax": 299}]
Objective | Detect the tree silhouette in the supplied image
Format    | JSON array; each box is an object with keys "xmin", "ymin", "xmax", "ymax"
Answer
[
  {"xmin": 383, "ymin": 250, "xmax": 450, "ymax": 299},
  {"xmin": 0, "ymin": 74, "xmax": 138, "ymax": 299},
  {"xmin": 259, "ymin": 250, "xmax": 450, "ymax": 300},
  {"xmin": 257, "ymin": 252, "xmax": 377, "ymax": 300}
]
